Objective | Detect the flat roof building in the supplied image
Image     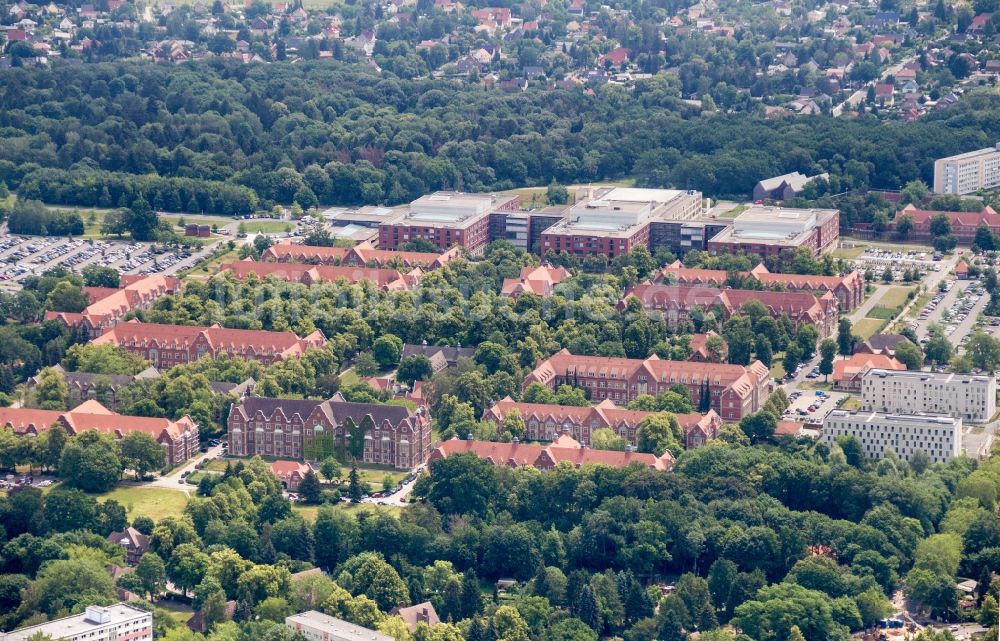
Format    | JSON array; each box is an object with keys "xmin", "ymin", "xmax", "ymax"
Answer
[
  {"xmin": 933, "ymin": 143, "xmax": 1000, "ymax": 195},
  {"xmin": 379, "ymin": 192, "xmax": 520, "ymax": 256},
  {"xmin": 540, "ymin": 188, "xmax": 702, "ymax": 259},
  {"xmin": 707, "ymin": 206, "xmax": 840, "ymax": 257},
  {"xmin": 862, "ymin": 368, "xmax": 996, "ymax": 422},
  {"xmin": 286, "ymin": 611, "xmax": 395, "ymax": 641},
  {"xmin": 0, "ymin": 604, "xmax": 152, "ymax": 641},
  {"xmin": 823, "ymin": 410, "xmax": 961, "ymax": 463}
]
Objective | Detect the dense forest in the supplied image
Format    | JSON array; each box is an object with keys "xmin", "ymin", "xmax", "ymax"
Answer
[{"xmin": 1, "ymin": 60, "xmax": 998, "ymax": 217}]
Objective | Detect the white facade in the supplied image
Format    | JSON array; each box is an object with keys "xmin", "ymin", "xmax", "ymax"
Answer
[
  {"xmin": 862, "ymin": 368, "xmax": 996, "ymax": 422},
  {"xmin": 0, "ymin": 605, "xmax": 152, "ymax": 641},
  {"xmin": 287, "ymin": 612, "xmax": 395, "ymax": 641},
  {"xmin": 933, "ymin": 144, "xmax": 1000, "ymax": 195},
  {"xmin": 823, "ymin": 410, "xmax": 961, "ymax": 463}
]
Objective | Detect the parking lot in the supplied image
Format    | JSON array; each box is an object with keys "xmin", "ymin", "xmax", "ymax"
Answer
[
  {"xmin": 782, "ymin": 385, "xmax": 848, "ymax": 425},
  {"xmin": 0, "ymin": 233, "xmax": 216, "ymax": 289},
  {"xmin": 910, "ymin": 278, "xmax": 990, "ymax": 351},
  {"xmin": 850, "ymin": 248, "xmax": 945, "ymax": 282}
]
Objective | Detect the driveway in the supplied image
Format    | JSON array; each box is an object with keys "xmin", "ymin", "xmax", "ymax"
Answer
[{"xmin": 146, "ymin": 444, "xmax": 225, "ymax": 493}]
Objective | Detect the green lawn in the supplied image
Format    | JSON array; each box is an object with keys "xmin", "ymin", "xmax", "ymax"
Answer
[
  {"xmin": 830, "ymin": 245, "xmax": 867, "ymax": 260},
  {"xmin": 294, "ymin": 501, "xmax": 402, "ymax": 522},
  {"xmin": 238, "ymin": 220, "xmax": 294, "ymax": 234},
  {"xmin": 839, "ymin": 396, "xmax": 862, "ymax": 411},
  {"xmin": 155, "ymin": 600, "xmax": 195, "ymax": 625},
  {"xmin": 852, "ymin": 318, "xmax": 887, "ymax": 340},
  {"xmin": 866, "ymin": 306, "xmax": 899, "ymax": 320},
  {"xmin": 339, "ymin": 369, "xmax": 361, "ymax": 386},
  {"xmin": 878, "ymin": 286, "xmax": 914, "ymax": 309},
  {"xmin": 202, "ymin": 458, "xmax": 231, "ymax": 472},
  {"xmin": 769, "ymin": 359, "xmax": 786, "ymax": 381},
  {"xmin": 98, "ymin": 486, "xmax": 190, "ymax": 521},
  {"xmin": 179, "ymin": 248, "xmax": 238, "ymax": 282}
]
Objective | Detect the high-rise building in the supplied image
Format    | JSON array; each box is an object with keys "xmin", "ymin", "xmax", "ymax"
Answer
[
  {"xmin": 378, "ymin": 192, "xmax": 520, "ymax": 255},
  {"xmin": 287, "ymin": 612, "xmax": 395, "ymax": 641},
  {"xmin": 933, "ymin": 143, "xmax": 1000, "ymax": 195}
]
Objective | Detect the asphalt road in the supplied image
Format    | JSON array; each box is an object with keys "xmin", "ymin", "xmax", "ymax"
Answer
[{"xmin": 145, "ymin": 444, "xmax": 226, "ymax": 493}]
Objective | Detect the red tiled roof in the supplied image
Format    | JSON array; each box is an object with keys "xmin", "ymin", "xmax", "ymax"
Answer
[
  {"xmin": 526, "ymin": 349, "xmax": 769, "ymax": 400},
  {"xmin": 833, "ymin": 353, "xmax": 904, "ymax": 382},
  {"xmin": 500, "ymin": 264, "xmax": 571, "ymax": 297},
  {"xmin": 221, "ymin": 258, "xmax": 415, "ymax": 290},
  {"xmin": 0, "ymin": 400, "xmax": 195, "ymax": 440},
  {"xmin": 897, "ymin": 204, "xmax": 1000, "ymax": 228},
  {"xmin": 92, "ymin": 320, "xmax": 325, "ymax": 357},
  {"xmin": 0, "ymin": 407, "xmax": 63, "ymax": 434},
  {"xmin": 432, "ymin": 437, "xmax": 674, "ymax": 470},
  {"xmin": 261, "ymin": 241, "xmax": 460, "ymax": 269}
]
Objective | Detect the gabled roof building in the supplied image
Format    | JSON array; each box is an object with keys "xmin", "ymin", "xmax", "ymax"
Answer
[
  {"xmin": 228, "ymin": 396, "xmax": 431, "ymax": 469},
  {"xmin": 44, "ymin": 273, "xmax": 181, "ymax": 338},
  {"xmin": 220, "ymin": 257, "xmax": 420, "ymax": 290},
  {"xmin": 429, "ymin": 435, "xmax": 675, "ymax": 471},
  {"xmin": 0, "ymin": 400, "xmax": 199, "ymax": 464},
  {"xmin": 483, "ymin": 396, "xmax": 722, "ymax": 449},
  {"xmin": 91, "ymin": 320, "xmax": 326, "ymax": 368},
  {"xmin": 524, "ymin": 350, "xmax": 770, "ymax": 421}
]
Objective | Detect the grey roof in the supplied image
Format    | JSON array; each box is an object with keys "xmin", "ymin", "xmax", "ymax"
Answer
[
  {"xmin": 233, "ymin": 396, "xmax": 418, "ymax": 427},
  {"xmin": 401, "ymin": 343, "xmax": 475, "ymax": 365},
  {"xmin": 858, "ymin": 333, "xmax": 907, "ymax": 352}
]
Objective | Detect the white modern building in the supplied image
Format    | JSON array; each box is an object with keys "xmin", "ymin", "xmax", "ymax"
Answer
[
  {"xmin": 861, "ymin": 369, "xmax": 996, "ymax": 422},
  {"xmin": 823, "ymin": 410, "xmax": 961, "ymax": 463},
  {"xmin": 933, "ymin": 143, "xmax": 1000, "ymax": 195},
  {"xmin": 0, "ymin": 604, "xmax": 152, "ymax": 641},
  {"xmin": 287, "ymin": 611, "xmax": 395, "ymax": 641}
]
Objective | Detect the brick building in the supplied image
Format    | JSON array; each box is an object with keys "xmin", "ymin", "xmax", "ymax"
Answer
[
  {"xmin": 0, "ymin": 399, "xmax": 199, "ymax": 465},
  {"xmin": 886, "ymin": 204, "xmax": 1000, "ymax": 244},
  {"xmin": 539, "ymin": 188, "xmax": 702, "ymax": 259},
  {"xmin": 261, "ymin": 240, "xmax": 461, "ymax": 269},
  {"xmin": 524, "ymin": 350, "xmax": 770, "ymax": 421},
  {"xmin": 91, "ymin": 320, "xmax": 326, "ymax": 368},
  {"xmin": 482, "ymin": 397, "xmax": 722, "ymax": 449},
  {"xmin": 500, "ymin": 264, "xmax": 571, "ymax": 297},
  {"xmin": 378, "ymin": 192, "xmax": 521, "ymax": 256},
  {"xmin": 707, "ymin": 206, "xmax": 840, "ymax": 257},
  {"xmin": 227, "ymin": 396, "xmax": 431, "ymax": 469},
  {"xmin": 622, "ymin": 282, "xmax": 839, "ymax": 337},
  {"xmin": 659, "ymin": 261, "xmax": 864, "ymax": 311},
  {"xmin": 44, "ymin": 274, "xmax": 181, "ymax": 338},
  {"xmin": 429, "ymin": 435, "xmax": 675, "ymax": 471},
  {"xmin": 220, "ymin": 258, "xmax": 419, "ymax": 291}
]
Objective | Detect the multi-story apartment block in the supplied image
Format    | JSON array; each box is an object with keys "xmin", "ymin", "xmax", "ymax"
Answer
[
  {"xmin": 91, "ymin": 320, "xmax": 326, "ymax": 368},
  {"xmin": 861, "ymin": 369, "xmax": 996, "ymax": 422},
  {"xmin": 933, "ymin": 143, "xmax": 1000, "ymax": 195},
  {"xmin": 524, "ymin": 350, "xmax": 770, "ymax": 421},
  {"xmin": 823, "ymin": 410, "xmax": 961, "ymax": 463},
  {"xmin": 287, "ymin": 612, "xmax": 394, "ymax": 641},
  {"xmin": 482, "ymin": 397, "xmax": 722, "ymax": 449},
  {"xmin": 622, "ymin": 283, "xmax": 839, "ymax": 337},
  {"xmin": 659, "ymin": 261, "xmax": 865, "ymax": 311},
  {"xmin": 707, "ymin": 206, "xmax": 840, "ymax": 257},
  {"xmin": 44, "ymin": 274, "xmax": 181, "ymax": 338},
  {"xmin": 0, "ymin": 604, "xmax": 152, "ymax": 641},
  {"xmin": 261, "ymin": 240, "xmax": 462, "ymax": 268},
  {"xmin": 378, "ymin": 192, "xmax": 521, "ymax": 256},
  {"xmin": 0, "ymin": 399, "xmax": 200, "ymax": 465},
  {"xmin": 886, "ymin": 204, "xmax": 1000, "ymax": 244},
  {"xmin": 539, "ymin": 188, "xmax": 703, "ymax": 259},
  {"xmin": 227, "ymin": 396, "xmax": 432, "ymax": 469}
]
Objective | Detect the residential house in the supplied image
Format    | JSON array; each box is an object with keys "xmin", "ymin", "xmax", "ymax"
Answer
[
  {"xmin": 392, "ymin": 603, "xmax": 440, "ymax": 631},
  {"xmin": 400, "ymin": 343, "xmax": 475, "ymax": 372},
  {"xmin": 106, "ymin": 527, "xmax": 150, "ymax": 565}
]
